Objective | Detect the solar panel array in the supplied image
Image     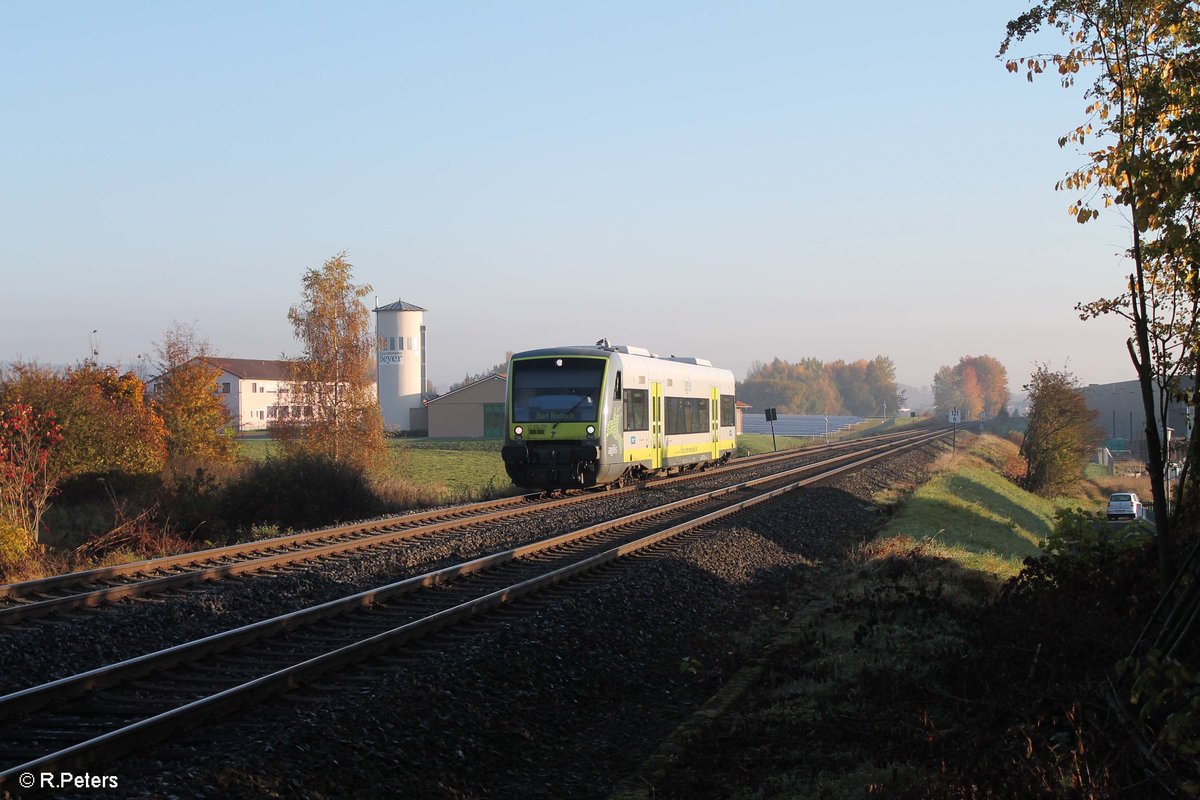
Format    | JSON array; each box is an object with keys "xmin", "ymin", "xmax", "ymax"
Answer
[{"xmin": 741, "ymin": 414, "xmax": 864, "ymax": 437}]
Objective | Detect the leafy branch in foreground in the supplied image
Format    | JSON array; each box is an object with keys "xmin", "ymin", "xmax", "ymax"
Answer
[{"xmin": 1002, "ymin": 0, "xmax": 1200, "ymax": 576}]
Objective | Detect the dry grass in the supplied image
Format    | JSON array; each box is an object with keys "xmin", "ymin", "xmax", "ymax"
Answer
[{"xmin": 1087, "ymin": 472, "xmax": 1154, "ymax": 503}]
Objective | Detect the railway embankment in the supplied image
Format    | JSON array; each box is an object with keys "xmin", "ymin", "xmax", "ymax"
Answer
[{"xmin": 615, "ymin": 432, "xmax": 1172, "ymax": 799}]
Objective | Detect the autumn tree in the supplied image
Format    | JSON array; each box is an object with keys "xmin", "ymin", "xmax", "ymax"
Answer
[
  {"xmin": 0, "ymin": 403, "xmax": 64, "ymax": 544},
  {"xmin": 1002, "ymin": 0, "xmax": 1200, "ymax": 563},
  {"xmin": 933, "ymin": 365, "xmax": 964, "ymax": 419},
  {"xmin": 932, "ymin": 356, "xmax": 1010, "ymax": 419},
  {"xmin": 1020, "ymin": 365, "xmax": 1101, "ymax": 495},
  {"xmin": 959, "ymin": 363, "xmax": 985, "ymax": 420},
  {"xmin": 150, "ymin": 322, "xmax": 236, "ymax": 463},
  {"xmin": 971, "ymin": 355, "xmax": 1012, "ymax": 416},
  {"xmin": 281, "ymin": 252, "xmax": 384, "ymax": 469},
  {"xmin": 0, "ymin": 362, "xmax": 167, "ymax": 477}
]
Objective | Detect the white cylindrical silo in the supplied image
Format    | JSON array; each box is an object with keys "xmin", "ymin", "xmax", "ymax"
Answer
[{"xmin": 373, "ymin": 299, "xmax": 427, "ymax": 431}]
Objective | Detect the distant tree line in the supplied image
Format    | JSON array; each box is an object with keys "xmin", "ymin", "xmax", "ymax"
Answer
[
  {"xmin": 737, "ymin": 356, "xmax": 904, "ymax": 417},
  {"xmin": 932, "ymin": 355, "xmax": 1010, "ymax": 420}
]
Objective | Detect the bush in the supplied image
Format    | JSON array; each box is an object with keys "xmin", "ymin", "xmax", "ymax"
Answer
[
  {"xmin": 0, "ymin": 518, "xmax": 32, "ymax": 565},
  {"xmin": 219, "ymin": 453, "xmax": 386, "ymax": 534},
  {"xmin": 158, "ymin": 457, "xmax": 242, "ymax": 542}
]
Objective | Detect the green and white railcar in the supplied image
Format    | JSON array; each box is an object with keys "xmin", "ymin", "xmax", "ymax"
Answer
[{"xmin": 501, "ymin": 343, "xmax": 737, "ymax": 490}]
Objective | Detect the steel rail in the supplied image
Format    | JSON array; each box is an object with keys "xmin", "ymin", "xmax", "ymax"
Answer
[{"xmin": 0, "ymin": 429, "xmax": 946, "ymax": 788}]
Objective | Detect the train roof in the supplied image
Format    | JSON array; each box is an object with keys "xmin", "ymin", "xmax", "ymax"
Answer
[{"xmin": 510, "ymin": 344, "xmax": 721, "ymax": 370}]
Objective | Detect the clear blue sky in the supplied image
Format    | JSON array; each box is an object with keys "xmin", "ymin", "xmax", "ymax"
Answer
[{"xmin": 1, "ymin": 2, "xmax": 1137, "ymax": 394}]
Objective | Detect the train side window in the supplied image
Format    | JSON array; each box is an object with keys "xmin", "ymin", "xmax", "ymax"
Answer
[
  {"xmin": 665, "ymin": 397, "xmax": 709, "ymax": 435},
  {"xmin": 720, "ymin": 395, "xmax": 736, "ymax": 427},
  {"xmin": 623, "ymin": 389, "xmax": 648, "ymax": 431},
  {"xmin": 614, "ymin": 370, "xmax": 622, "ymax": 401}
]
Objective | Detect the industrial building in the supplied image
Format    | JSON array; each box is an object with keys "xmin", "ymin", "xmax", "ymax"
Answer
[{"xmin": 1081, "ymin": 379, "xmax": 1192, "ymax": 458}]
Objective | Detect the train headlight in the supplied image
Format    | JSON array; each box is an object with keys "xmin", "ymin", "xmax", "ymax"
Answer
[
  {"xmin": 514, "ymin": 426, "xmax": 523, "ymax": 437},
  {"xmin": 586, "ymin": 425, "xmax": 595, "ymax": 436}
]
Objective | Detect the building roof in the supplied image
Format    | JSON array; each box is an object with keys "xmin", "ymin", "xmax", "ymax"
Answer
[
  {"xmin": 203, "ymin": 357, "xmax": 293, "ymax": 381},
  {"xmin": 374, "ymin": 299, "xmax": 427, "ymax": 312},
  {"xmin": 427, "ymin": 372, "xmax": 506, "ymax": 404}
]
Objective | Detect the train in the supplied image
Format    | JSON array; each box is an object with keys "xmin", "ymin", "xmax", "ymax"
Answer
[{"xmin": 501, "ymin": 342, "xmax": 737, "ymax": 490}]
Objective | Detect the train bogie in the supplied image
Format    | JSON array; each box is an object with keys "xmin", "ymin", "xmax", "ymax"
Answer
[{"xmin": 501, "ymin": 343, "xmax": 736, "ymax": 490}]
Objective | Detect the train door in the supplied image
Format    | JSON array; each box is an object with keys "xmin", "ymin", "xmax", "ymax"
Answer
[
  {"xmin": 711, "ymin": 386, "xmax": 720, "ymax": 459},
  {"xmin": 651, "ymin": 382, "xmax": 664, "ymax": 469}
]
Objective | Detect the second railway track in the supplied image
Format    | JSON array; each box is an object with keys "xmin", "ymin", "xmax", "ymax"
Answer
[{"xmin": 0, "ymin": 428, "xmax": 947, "ymax": 789}]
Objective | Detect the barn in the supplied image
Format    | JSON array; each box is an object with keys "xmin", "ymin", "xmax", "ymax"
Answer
[{"xmin": 426, "ymin": 373, "xmax": 507, "ymax": 439}]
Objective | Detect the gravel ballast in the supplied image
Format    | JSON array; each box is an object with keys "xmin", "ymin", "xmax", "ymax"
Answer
[
  {"xmin": 0, "ymin": 444, "xmax": 902, "ymax": 695},
  {"xmin": 43, "ymin": 441, "xmax": 946, "ymax": 800}
]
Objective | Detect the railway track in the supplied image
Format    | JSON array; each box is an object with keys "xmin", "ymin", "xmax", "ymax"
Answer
[
  {"xmin": 0, "ymin": 427, "xmax": 946, "ymax": 789},
  {"xmin": 0, "ymin": 426, "xmax": 939, "ymax": 625}
]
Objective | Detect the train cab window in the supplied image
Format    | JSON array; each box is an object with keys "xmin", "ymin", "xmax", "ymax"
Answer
[
  {"xmin": 623, "ymin": 389, "xmax": 648, "ymax": 431},
  {"xmin": 614, "ymin": 370, "xmax": 622, "ymax": 401},
  {"xmin": 510, "ymin": 357, "xmax": 606, "ymax": 423},
  {"xmin": 720, "ymin": 395, "xmax": 736, "ymax": 427}
]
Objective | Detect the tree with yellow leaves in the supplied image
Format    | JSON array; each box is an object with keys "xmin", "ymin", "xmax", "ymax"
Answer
[
  {"xmin": 279, "ymin": 252, "xmax": 384, "ymax": 470},
  {"xmin": 1002, "ymin": 0, "xmax": 1200, "ymax": 567},
  {"xmin": 150, "ymin": 322, "xmax": 236, "ymax": 464}
]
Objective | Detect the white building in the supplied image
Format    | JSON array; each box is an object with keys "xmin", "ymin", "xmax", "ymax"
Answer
[
  {"xmin": 373, "ymin": 299, "xmax": 427, "ymax": 432},
  {"xmin": 148, "ymin": 357, "xmax": 300, "ymax": 432}
]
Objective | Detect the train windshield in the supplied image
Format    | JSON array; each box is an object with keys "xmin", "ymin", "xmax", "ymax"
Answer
[{"xmin": 510, "ymin": 357, "xmax": 605, "ymax": 423}]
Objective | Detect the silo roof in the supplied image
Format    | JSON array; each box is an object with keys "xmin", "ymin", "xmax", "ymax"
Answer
[{"xmin": 375, "ymin": 299, "xmax": 427, "ymax": 312}]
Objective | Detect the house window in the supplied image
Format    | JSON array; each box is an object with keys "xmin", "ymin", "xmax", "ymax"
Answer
[
  {"xmin": 221, "ymin": 382, "xmax": 231, "ymax": 394},
  {"xmin": 252, "ymin": 382, "xmax": 257, "ymax": 393}
]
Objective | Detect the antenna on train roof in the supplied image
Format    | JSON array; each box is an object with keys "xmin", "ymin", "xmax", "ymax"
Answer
[{"xmin": 596, "ymin": 338, "xmax": 610, "ymax": 348}]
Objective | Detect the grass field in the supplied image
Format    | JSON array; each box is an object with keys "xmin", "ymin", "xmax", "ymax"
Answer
[
  {"xmin": 880, "ymin": 434, "xmax": 1063, "ymax": 578},
  {"xmin": 235, "ymin": 435, "xmax": 516, "ymax": 501},
  {"xmin": 389, "ymin": 439, "xmax": 514, "ymax": 500}
]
